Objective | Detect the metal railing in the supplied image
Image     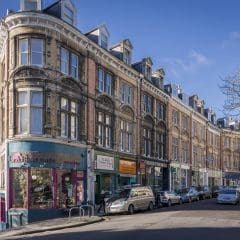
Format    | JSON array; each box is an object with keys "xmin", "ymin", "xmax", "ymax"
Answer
[{"xmin": 68, "ymin": 203, "xmax": 95, "ymax": 221}]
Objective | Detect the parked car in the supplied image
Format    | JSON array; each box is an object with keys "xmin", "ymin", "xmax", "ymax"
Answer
[
  {"xmin": 105, "ymin": 186, "xmax": 155, "ymax": 214},
  {"xmin": 211, "ymin": 186, "xmax": 226, "ymax": 198},
  {"xmin": 159, "ymin": 191, "xmax": 182, "ymax": 206},
  {"xmin": 195, "ymin": 186, "xmax": 212, "ymax": 200},
  {"xmin": 177, "ymin": 187, "xmax": 199, "ymax": 203},
  {"xmin": 217, "ymin": 189, "xmax": 240, "ymax": 205}
]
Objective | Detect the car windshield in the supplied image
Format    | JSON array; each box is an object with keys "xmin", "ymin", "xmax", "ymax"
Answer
[
  {"xmin": 220, "ymin": 190, "xmax": 236, "ymax": 195},
  {"xmin": 107, "ymin": 189, "xmax": 131, "ymax": 202}
]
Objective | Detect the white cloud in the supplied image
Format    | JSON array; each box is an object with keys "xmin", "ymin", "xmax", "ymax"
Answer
[
  {"xmin": 159, "ymin": 50, "xmax": 212, "ymax": 79},
  {"xmin": 221, "ymin": 31, "xmax": 240, "ymax": 49}
]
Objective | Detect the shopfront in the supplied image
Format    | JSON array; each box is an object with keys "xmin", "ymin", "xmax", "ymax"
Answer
[
  {"xmin": 94, "ymin": 153, "xmax": 118, "ymax": 204},
  {"xmin": 140, "ymin": 160, "xmax": 168, "ymax": 190},
  {"xmin": 7, "ymin": 141, "xmax": 87, "ymax": 225},
  {"xmin": 223, "ymin": 171, "xmax": 239, "ymax": 186},
  {"xmin": 118, "ymin": 160, "xmax": 136, "ymax": 186}
]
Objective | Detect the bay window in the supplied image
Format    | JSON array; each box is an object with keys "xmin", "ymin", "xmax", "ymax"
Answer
[
  {"xmin": 19, "ymin": 38, "xmax": 44, "ymax": 66},
  {"xmin": 17, "ymin": 90, "xmax": 43, "ymax": 134}
]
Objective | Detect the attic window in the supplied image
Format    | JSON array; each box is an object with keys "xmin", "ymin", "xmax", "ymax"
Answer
[
  {"xmin": 123, "ymin": 49, "xmax": 130, "ymax": 64},
  {"xmin": 63, "ymin": 5, "xmax": 74, "ymax": 25},
  {"xmin": 26, "ymin": 1, "xmax": 37, "ymax": 10},
  {"xmin": 146, "ymin": 66, "xmax": 151, "ymax": 80},
  {"xmin": 100, "ymin": 33, "xmax": 108, "ymax": 49},
  {"xmin": 22, "ymin": 0, "xmax": 40, "ymax": 11}
]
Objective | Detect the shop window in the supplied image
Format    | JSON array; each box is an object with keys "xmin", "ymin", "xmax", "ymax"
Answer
[
  {"xmin": 30, "ymin": 168, "xmax": 53, "ymax": 209},
  {"xmin": 0, "ymin": 155, "xmax": 5, "ymax": 189},
  {"xmin": 19, "ymin": 38, "xmax": 44, "ymax": 66},
  {"xmin": 56, "ymin": 170, "xmax": 82, "ymax": 208},
  {"xmin": 17, "ymin": 90, "xmax": 43, "ymax": 135},
  {"xmin": 12, "ymin": 169, "xmax": 27, "ymax": 208}
]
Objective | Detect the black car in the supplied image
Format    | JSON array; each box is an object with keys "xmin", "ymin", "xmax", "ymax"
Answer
[{"xmin": 195, "ymin": 186, "xmax": 212, "ymax": 200}]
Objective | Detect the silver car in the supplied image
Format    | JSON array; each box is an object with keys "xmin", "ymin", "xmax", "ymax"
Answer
[
  {"xmin": 105, "ymin": 186, "xmax": 155, "ymax": 214},
  {"xmin": 160, "ymin": 191, "xmax": 183, "ymax": 206},
  {"xmin": 217, "ymin": 189, "xmax": 240, "ymax": 205}
]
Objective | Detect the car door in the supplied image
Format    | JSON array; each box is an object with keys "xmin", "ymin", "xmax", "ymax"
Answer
[
  {"xmin": 169, "ymin": 192, "xmax": 176, "ymax": 203},
  {"xmin": 129, "ymin": 189, "xmax": 139, "ymax": 210}
]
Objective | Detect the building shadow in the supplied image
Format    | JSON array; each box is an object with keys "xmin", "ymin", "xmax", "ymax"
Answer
[{"xmin": 10, "ymin": 227, "xmax": 240, "ymax": 240}]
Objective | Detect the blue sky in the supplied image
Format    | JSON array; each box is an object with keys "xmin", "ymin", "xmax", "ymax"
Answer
[{"xmin": 1, "ymin": 0, "xmax": 240, "ymax": 118}]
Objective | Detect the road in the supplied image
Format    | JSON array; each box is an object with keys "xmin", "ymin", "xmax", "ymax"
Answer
[{"xmin": 6, "ymin": 199, "xmax": 240, "ymax": 240}]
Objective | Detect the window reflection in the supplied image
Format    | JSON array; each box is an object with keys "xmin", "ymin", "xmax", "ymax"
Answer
[{"xmin": 30, "ymin": 169, "xmax": 53, "ymax": 209}]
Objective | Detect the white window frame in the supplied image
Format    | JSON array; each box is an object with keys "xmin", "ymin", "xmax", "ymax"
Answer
[
  {"xmin": 17, "ymin": 88, "xmax": 43, "ymax": 135},
  {"xmin": 60, "ymin": 47, "xmax": 79, "ymax": 79},
  {"xmin": 19, "ymin": 38, "xmax": 44, "ymax": 66},
  {"xmin": 121, "ymin": 82, "xmax": 133, "ymax": 105}
]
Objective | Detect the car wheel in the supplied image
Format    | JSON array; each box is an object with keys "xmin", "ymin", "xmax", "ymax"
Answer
[
  {"xmin": 128, "ymin": 205, "xmax": 134, "ymax": 215},
  {"xmin": 148, "ymin": 201, "xmax": 154, "ymax": 211},
  {"xmin": 179, "ymin": 199, "xmax": 183, "ymax": 205},
  {"xmin": 168, "ymin": 200, "xmax": 172, "ymax": 207}
]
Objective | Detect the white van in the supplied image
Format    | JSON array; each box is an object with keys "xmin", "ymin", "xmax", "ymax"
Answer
[{"xmin": 105, "ymin": 186, "xmax": 155, "ymax": 214}]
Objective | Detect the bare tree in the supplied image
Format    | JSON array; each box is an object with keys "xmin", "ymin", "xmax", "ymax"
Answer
[{"xmin": 220, "ymin": 69, "xmax": 240, "ymax": 117}]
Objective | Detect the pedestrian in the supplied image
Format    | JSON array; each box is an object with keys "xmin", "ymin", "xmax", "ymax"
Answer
[{"xmin": 97, "ymin": 190, "xmax": 106, "ymax": 214}]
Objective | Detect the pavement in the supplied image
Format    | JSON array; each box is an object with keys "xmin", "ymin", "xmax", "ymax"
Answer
[{"xmin": 0, "ymin": 215, "xmax": 104, "ymax": 239}]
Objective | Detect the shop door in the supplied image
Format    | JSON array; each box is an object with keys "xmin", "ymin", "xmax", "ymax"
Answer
[{"xmin": 0, "ymin": 196, "xmax": 6, "ymax": 222}]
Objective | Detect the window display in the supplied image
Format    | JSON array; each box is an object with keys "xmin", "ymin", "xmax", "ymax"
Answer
[
  {"xmin": 30, "ymin": 168, "xmax": 53, "ymax": 209},
  {"xmin": 12, "ymin": 169, "xmax": 27, "ymax": 208}
]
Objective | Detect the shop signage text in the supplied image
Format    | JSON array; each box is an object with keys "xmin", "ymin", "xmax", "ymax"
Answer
[
  {"xmin": 119, "ymin": 160, "xmax": 136, "ymax": 175},
  {"xmin": 96, "ymin": 155, "xmax": 114, "ymax": 171},
  {"xmin": 10, "ymin": 152, "xmax": 80, "ymax": 166}
]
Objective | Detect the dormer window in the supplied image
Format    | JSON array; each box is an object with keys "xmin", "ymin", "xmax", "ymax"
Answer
[
  {"xmin": 20, "ymin": 0, "xmax": 42, "ymax": 11},
  {"xmin": 100, "ymin": 33, "xmax": 108, "ymax": 49},
  {"xmin": 146, "ymin": 65, "xmax": 151, "ymax": 80},
  {"xmin": 63, "ymin": 5, "xmax": 74, "ymax": 25},
  {"xmin": 123, "ymin": 49, "xmax": 130, "ymax": 65}
]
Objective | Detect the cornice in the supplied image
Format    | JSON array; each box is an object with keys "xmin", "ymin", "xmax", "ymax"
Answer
[
  {"xmin": 142, "ymin": 79, "xmax": 169, "ymax": 102},
  {"xmin": 4, "ymin": 12, "xmax": 142, "ymax": 83}
]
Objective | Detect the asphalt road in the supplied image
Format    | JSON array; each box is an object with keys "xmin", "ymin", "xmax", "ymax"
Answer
[{"xmin": 7, "ymin": 198, "xmax": 240, "ymax": 240}]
